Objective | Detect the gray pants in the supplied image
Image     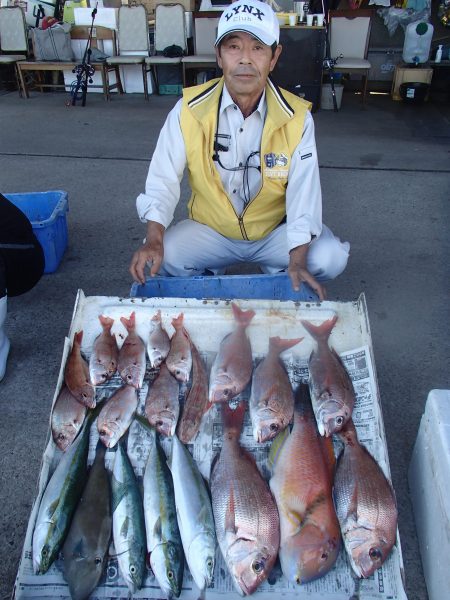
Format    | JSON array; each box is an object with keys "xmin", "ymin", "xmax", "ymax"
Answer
[{"xmin": 160, "ymin": 220, "xmax": 350, "ymax": 281}]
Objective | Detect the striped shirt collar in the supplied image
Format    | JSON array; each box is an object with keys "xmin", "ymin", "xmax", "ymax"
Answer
[{"xmin": 220, "ymin": 84, "xmax": 267, "ymax": 120}]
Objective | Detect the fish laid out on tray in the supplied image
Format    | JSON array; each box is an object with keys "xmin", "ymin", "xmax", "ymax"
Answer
[
  {"xmin": 250, "ymin": 336, "xmax": 303, "ymax": 443},
  {"xmin": 147, "ymin": 309, "xmax": 171, "ymax": 368},
  {"xmin": 51, "ymin": 384, "xmax": 86, "ymax": 451},
  {"xmin": 269, "ymin": 384, "xmax": 341, "ymax": 585},
  {"xmin": 143, "ymin": 425, "xmax": 184, "ymax": 599},
  {"xmin": 111, "ymin": 442, "xmax": 146, "ymax": 594},
  {"xmin": 89, "ymin": 315, "xmax": 119, "ymax": 386},
  {"xmin": 168, "ymin": 435, "xmax": 216, "ymax": 593},
  {"xmin": 62, "ymin": 442, "xmax": 111, "ymax": 600},
  {"xmin": 33, "ymin": 408, "xmax": 98, "ymax": 575},
  {"xmin": 211, "ymin": 401, "xmax": 280, "ymax": 596},
  {"xmin": 334, "ymin": 419, "xmax": 398, "ymax": 579},
  {"xmin": 65, "ymin": 331, "xmax": 95, "ymax": 409},
  {"xmin": 118, "ymin": 311, "xmax": 146, "ymax": 389},
  {"xmin": 97, "ymin": 384, "xmax": 139, "ymax": 448},
  {"xmin": 166, "ymin": 313, "xmax": 192, "ymax": 383},
  {"xmin": 209, "ymin": 302, "xmax": 255, "ymax": 404},
  {"xmin": 177, "ymin": 339, "xmax": 210, "ymax": 444},
  {"xmin": 301, "ymin": 315, "xmax": 356, "ymax": 437},
  {"xmin": 144, "ymin": 362, "xmax": 180, "ymax": 437}
]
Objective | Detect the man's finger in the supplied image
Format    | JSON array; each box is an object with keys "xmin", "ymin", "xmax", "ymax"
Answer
[{"xmin": 288, "ymin": 269, "xmax": 301, "ymax": 292}]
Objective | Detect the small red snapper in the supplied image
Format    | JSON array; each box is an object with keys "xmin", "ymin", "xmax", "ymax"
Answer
[
  {"xmin": 145, "ymin": 362, "xmax": 180, "ymax": 437},
  {"xmin": 209, "ymin": 303, "xmax": 255, "ymax": 404},
  {"xmin": 118, "ymin": 312, "xmax": 146, "ymax": 389},
  {"xmin": 211, "ymin": 401, "xmax": 280, "ymax": 595},
  {"xmin": 97, "ymin": 385, "xmax": 138, "ymax": 448},
  {"xmin": 249, "ymin": 336, "xmax": 303, "ymax": 443},
  {"xmin": 51, "ymin": 385, "xmax": 86, "ymax": 451},
  {"xmin": 177, "ymin": 340, "xmax": 210, "ymax": 444},
  {"xmin": 147, "ymin": 310, "xmax": 170, "ymax": 369},
  {"xmin": 65, "ymin": 331, "xmax": 95, "ymax": 409},
  {"xmin": 166, "ymin": 313, "xmax": 192, "ymax": 383},
  {"xmin": 269, "ymin": 384, "xmax": 340, "ymax": 584},
  {"xmin": 89, "ymin": 315, "xmax": 119, "ymax": 386},
  {"xmin": 334, "ymin": 419, "xmax": 398, "ymax": 578},
  {"xmin": 301, "ymin": 315, "xmax": 355, "ymax": 436}
]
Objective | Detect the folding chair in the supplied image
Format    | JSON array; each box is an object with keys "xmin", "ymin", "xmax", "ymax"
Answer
[
  {"xmin": 329, "ymin": 9, "xmax": 373, "ymax": 104},
  {"xmin": 145, "ymin": 3, "xmax": 186, "ymax": 96},
  {"xmin": 0, "ymin": 6, "xmax": 28, "ymax": 96},
  {"xmin": 105, "ymin": 4, "xmax": 150, "ymax": 99},
  {"xmin": 182, "ymin": 13, "xmax": 219, "ymax": 87}
]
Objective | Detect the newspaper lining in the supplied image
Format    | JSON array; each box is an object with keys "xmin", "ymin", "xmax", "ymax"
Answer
[{"xmin": 13, "ymin": 294, "xmax": 407, "ymax": 600}]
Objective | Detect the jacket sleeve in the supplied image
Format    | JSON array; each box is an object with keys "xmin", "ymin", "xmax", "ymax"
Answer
[
  {"xmin": 285, "ymin": 111, "xmax": 323, "ymax": 252},
  {"xmin": 136, "ymin": 99, "xmax": 187, "ymax": 228}
]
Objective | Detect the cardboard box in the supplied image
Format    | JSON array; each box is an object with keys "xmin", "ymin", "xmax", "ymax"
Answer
[
  {"xmin": 391, "ymin": 64, "xmax": 433, "ymax": 100},
  {"xmin": 408, "ymin": 389, "xmax": 450, "ymax": 600}
]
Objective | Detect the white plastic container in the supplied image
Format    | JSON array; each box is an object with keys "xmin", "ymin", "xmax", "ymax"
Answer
[
  {"xmin": 402, "ymin": 21, "xmax": 434, "ymax": 64},
  {"xmin": 408, "ymin": 389, "xmax": 450, "ymax": 600}
]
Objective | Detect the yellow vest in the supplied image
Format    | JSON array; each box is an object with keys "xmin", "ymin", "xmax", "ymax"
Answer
[{"xmin": 180, "ymin": 77, "xmax": 311, "ymax": 241}]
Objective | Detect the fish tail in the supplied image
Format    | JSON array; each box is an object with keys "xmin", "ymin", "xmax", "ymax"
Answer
[
  {"xmin": 74, "ymin": 330, "xmax": 83, "ymax": 346},
  {"xmin": 301, "ymin": 315, "xmax": 338, "ymax": 342},
  {"xmin": 171, "ymin": 313, "xmax": 184, "ymax": 331},
  {"xmin": 231, "ymin": 302, "xmax": 255, "ymax": 328},
  {"xmin": 99, "ymin": 314, "xmax": 114, "ymax": 330},
  {"xmin": 151, "ymin": 309, "xmax": 161, "ymax": 323},
  {"xmin": 222, "ymin": 401, "xmax": 246, "ymax": 438},
  {"xmin": 294, "ymin": 383, "xmax": 315, "ymax": 419},
  {"xmin": 120, "ymin": 311, "xmax": 136, "ymax": 332},
  {"xmin": 269, "ymin": 336, "xmax": 303, "ymax": 355}
]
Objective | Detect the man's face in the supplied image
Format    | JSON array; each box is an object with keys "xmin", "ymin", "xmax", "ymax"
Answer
[{"xmin": 216, "ymin": 32, "xmax": 282, "ymax": 106}]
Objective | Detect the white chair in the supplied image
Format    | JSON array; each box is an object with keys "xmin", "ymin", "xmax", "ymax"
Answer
[
  {"xmin": 329, "ymin": 9, "xmax": 373, "ymax": 104},
  {"xmin": 106, "ymin": 4, "xmax": 150, "ymax": 99},
  {"xmin": 145, "ymin": 3, "xmax": 186, "ymax": 96},
  {"xmin": 0, "ymin": 6, "xmax": 28, "ymax": 96},
  {"xmin": 182, "ymin": 14, "xmax": 219, "ymax": 87}
]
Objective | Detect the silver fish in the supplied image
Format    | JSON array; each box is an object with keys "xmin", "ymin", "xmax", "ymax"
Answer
[
  {"xmin": 97, "ymin": 384, "xmax": 138, "ymax": 448},
  {"xmin": 143, "ymin": 424, "xmax": 184, "ymax": 599},
  {"xmin": 89, "ymin": 315, "xmax": 119, "ymax": 386},
  {"xmin": 334, "ymin": 419, "xmax": 398, "ymax": 578},
  {"xmin": 301, "ymin": 315, "xmax": 355, "ymax": 436},
  {"xmin": 168, "ymin": 435, "xmax": 216, "ymax": 592},
  {"xmin": 62, "ymin": 442, "xmax": 111, "ymax": 600},
  {"xmin": 147, "ymin": 310, "xmax": 170, "ymax": 368},
  {"xmin": 211, "ymin": 401, "xmax": 280, "ymax": 595},
  {"xmin": 111, "ymin": 442, "xmax": 146, "ymax": 593},
  {"xmin": 32, "ymin": 409, "xmax": 97, "ymax": 574}
]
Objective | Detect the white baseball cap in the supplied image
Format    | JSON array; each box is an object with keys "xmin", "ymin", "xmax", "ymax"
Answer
[{"xmin": 215, "ymin": 0, "xmax": 280, "ymax": 48}]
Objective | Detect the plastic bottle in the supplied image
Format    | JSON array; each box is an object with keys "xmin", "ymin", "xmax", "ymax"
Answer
[{"xmin": 435, "ymin": 45, "xmax": 443, "ymax": 63}]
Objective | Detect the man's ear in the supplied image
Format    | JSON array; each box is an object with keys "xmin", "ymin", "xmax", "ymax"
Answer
[
  {"xmin": 270, "ymin": 44, "xmax": 282, "ymax": 72},
  {"xmin": 215, "ymin": 46, "xmax": 222, "ymax": 69}
]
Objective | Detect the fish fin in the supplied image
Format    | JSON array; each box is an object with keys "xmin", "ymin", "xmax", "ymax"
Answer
[
  {"xmin": 286, "ymin": 509, "xmax": 303, "ymax": 533},
  {"xmin": 74, "ymin": 330, "xmax": 83, "ymax": 346},
  {"xmin": 151, "ymin": 310, "xmax": 161, "ymax": 323},
  {"xmin": 301, "ymin": 315, "xmax": 338, "ymax": 342},
  {"xmin": 267, "ymin": 425, "xmax": 290, "ymax": 472},
  {"xmin": 120, "ymin": 311, "xmax": 135, "ymax": 332},
  {"xmin": 99, "ymin": 314, "xmax": 114, "ymax": 330},
  {"xmin": 222, "ymin": 401, "xmax": 246, "ymax": 437},
  {"xmin": 153, "ymin": 516, "xmax": 162, "ymax": 540},
  {"xmin": 171, "ymin": 313, "xmax": 184, "ymax": 331},
  {"xmin": 224, "ymin": 484, "xmax": 237, "ymax": 534},
  {"xmin": 269, "ymin": 336, "xmax": 303, "ymax": 354},
  {"xmin": 231, "ymin": 302, "xmax": 255, "ymax": 328}
]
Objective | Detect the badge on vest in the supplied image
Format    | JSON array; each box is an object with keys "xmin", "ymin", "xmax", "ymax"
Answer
[{"xmin": 264, "ymin": 152, "xmax": 289, "ymax": 178}]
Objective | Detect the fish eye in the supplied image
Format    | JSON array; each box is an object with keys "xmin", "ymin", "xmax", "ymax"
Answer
[
  {"xmin": 252, "ymin": 559, "xmax": 264, "ymax": 574},
  {"xmin": 167, "ymin": 570, "xmax": 174, "ymax": 580},
  {"xmin": 95, "ymin": 556, "xmax": 102, "ymax": 565},
  {"xmin": 223, "ymin": 388, "xmax": 230, "ymax": 397},
  {"xmin": 321, "ymin": 552, "xmax": 329, "ymax": 561},
  {"xmin": 206, "ymin": 557, "xmax": 213, "ymax": 569},
  {"xmin": 130, "ymin": 564, "xmax": 137, "ymax": 575},
  {"xmin": 369, "ymin": 547, "xmax": 383, "ymax": 561},
  {"xmin": 336, "ymin": 416, "xmax": 344, "ymax": 426},
  {"xmin": 127, "ymin": 374, "xmax": 132, "ymax": 381},
  {"xmin": 269, "ymin": 423, "xmax": 279, "ymax": 432},
  {"xmin": 42, "ymin": 548, "xmax": 48, "ymax": 557},
  {"xmin": 58, "ymin": 433, "xmax": 66, "ymax": 441}
]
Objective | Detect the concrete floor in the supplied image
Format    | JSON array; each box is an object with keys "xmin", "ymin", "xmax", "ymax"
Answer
[{"xmin": 0, "ymin": 85, "xmax": 449, "ymax": 600}]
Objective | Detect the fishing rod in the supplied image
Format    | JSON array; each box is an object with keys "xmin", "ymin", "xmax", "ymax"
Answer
[
  {"xmin": 69, "ymin": 3, "xmax": 98, "ymax": 107},
  {"xmin": 320, "ymin": 0, "xmax": 340, "ymax": 112}
]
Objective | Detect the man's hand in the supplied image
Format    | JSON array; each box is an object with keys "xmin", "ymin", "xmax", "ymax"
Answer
[
  {"xmin": 288, "ymin": 243, "xmax": 327, "ymax": 301},
  {"xmin": 129, "ymin": 221, "xmax": 165, "ymax": 285}
]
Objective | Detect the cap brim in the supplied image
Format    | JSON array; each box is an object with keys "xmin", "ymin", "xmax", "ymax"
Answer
[{"xmin": 215, "ymin": 28, "xmax": 275, "ymax": 47}]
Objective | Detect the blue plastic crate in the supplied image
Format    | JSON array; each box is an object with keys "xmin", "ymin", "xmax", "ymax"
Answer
[
  {"xmin": 5, "ymin": 190, "xmax": 68, "ymax": 273},
  {"xmin": 130, "ymin": 273, "xmax": 319, "ymax": 302}
]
